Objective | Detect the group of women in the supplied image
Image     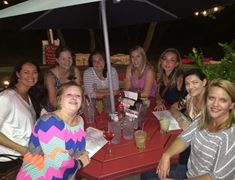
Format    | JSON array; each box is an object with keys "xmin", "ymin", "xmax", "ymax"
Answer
[{"xmin": 0, "ymin": 45, "xmax": 234, "ymax": 179}]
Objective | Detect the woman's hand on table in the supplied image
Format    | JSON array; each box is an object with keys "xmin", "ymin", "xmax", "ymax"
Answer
[
  {"xmin": 154, "ymin": 101, "xmax": 166, "ymax": 111},
  {"xmin": 156, "ymin": 153, "xmax": 170, "ymax": 179},
  {"xmin": 177, "ymin": 120, "xmax": 190, "ymax": 130},
  {"xmin": 78, "ymin": 151, "xmax": 90, "ymax": 168}
]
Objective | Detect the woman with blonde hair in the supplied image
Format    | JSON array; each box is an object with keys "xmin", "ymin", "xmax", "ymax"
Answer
[
  {"xmin": 124, "ymin": 45, "xmax": 157, "ymax": 98},
  {"xmin": 155, "ymin": 79, "xmax": 235, "ymax": 180}
]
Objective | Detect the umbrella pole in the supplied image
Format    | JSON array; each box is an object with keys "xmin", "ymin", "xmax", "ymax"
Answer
[{"xmin": 100, "ymin": 0, "xmax": 115, "ymax": 113}]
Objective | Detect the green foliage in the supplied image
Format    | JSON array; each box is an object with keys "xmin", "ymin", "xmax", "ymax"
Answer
[{"xmin": 186, "ymin": 43, "xmax": 235, "ymax": 83}]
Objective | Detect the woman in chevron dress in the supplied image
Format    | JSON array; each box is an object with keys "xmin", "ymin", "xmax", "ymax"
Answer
[{"xmin": 17, "ymin": 82, "xmax": 90, "ymax": 179}]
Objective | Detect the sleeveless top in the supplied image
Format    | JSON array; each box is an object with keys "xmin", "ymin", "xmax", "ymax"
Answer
[
  {"xmin": 159, "ymin": 83, "xmax": 181, "ymax": 105},
  {"xmin": 47, "ymin": 70, "xmax": 62, "ymax": 90},
  {"xmin": 130, "ymin": 65, "xmax": 157, "ymax": 97}
]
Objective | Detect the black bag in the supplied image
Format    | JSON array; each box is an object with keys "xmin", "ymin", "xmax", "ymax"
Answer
[{"xmin": 0, "ymin": 154, "xmax": 23, "ymax": 180}]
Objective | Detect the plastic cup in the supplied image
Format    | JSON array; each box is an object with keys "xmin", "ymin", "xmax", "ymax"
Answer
[
  {"xmin": 159, "ymin": 118, "xmax": 170, "ymax": 134},
  {"xmin": 84, "ymin": 105, "xmax": 95, "ymax": 124},
  {"xmin": 134, "ymin": 130, "xmax": 147, "ymax": 150},
  {"xmin": 123, "ymin": 119, "xmax": 134, "ymax": 140},
  {"xmin": 109, "ymin": 117, "xmax": 121, "ymax": 144}
]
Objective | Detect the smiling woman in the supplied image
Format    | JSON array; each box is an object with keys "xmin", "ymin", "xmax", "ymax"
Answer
[
  {"xmin": 0, "ymin": 60, "xmax": 42, "ymax": 179},
  {"xmin": 142, "ymin": 79, "xmax": 235, "ymax": 180},
  {"xmin": 124, "ymin": 45, "xmax": 157, "ymax": 98},
  {"xmin": 17, "ymin": 82, "xmax": 90, "ymax": 179},
  {"xmin": 44, "ymin": 46, "xmax": 82, "ymax": 112}
]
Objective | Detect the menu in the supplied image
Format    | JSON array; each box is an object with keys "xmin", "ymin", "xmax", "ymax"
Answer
[{"xmin": 85, "ymin": 127, "xmax": 107, "ymax": 158}]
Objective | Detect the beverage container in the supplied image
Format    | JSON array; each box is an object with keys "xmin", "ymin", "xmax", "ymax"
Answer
[
  {"xmin": 159, "ymin": 118, "xmax": 170, "ymax": 134},
  {"xmin": 109, "ymin": 113, "xmax": 121, "ymax": 144},
  {"xmin": 123, "ymin": 116, "xmax": 134, "ymax": 140},
  {"xmin": 134, "ymin": 130, "xmax": 147, "ymax": 150},
  {"xmin": 85, "ymin": 105, "xmax": 95, "ymax": 124},
  {"xmin": 96, "ymin": 99, "xmax": 104, "ymax": 114},
  {"xmin": 103, "ymin": 131, "xmax": 115, "ymax": 141},
  {"xmin": 103, "ymin": 95, "xmax": 112, "ymax": 114},
  {"xmin": 84, "ymin": 95, "xmax": 95, "ymax": 124},
  {"xmin": 103, "ymin": 131, "xmax": 115, "ymax": 154}
]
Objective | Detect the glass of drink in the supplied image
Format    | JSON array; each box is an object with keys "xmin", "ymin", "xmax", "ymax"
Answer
[
  {"xmin": 159, "ymin": 118, "xmax": 170, "ymax": 134},
  {"xmin": 134, "ymin": 130, "xmax": 147, "ymax": 150},
  {"xmin": 96, "ymin": 99, "xmax": 104, "ymax": 114},
  {"xmin": 123, "ymin": 117, "xmax": 134, "ymax": 140},
  {"xmin": 103, "ymin": 130, "xmax": 115, "ymax": 154}
]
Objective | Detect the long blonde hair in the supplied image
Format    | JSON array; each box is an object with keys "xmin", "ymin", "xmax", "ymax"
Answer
[
  {"xmin": 199, "ymin": 79, "xmax": 235, "ymax": 131},
  {"xmin": 129, "ymin": 46, "xmax": 150, "ymax": 74}
]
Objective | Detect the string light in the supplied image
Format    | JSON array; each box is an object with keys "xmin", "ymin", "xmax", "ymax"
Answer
[
  {"xmin": 194, "ymin": 6, "xmax": 224, "ymax": 18},
  {"xmin": 3, "ymin": 80, "xmax": 9, "ymax": 88},
  {"xmin": 202, "ymin": 11, "xmax": 207, "ymax": 16},
  {"xmin": 3, "ymin": 0, "xmax": 9, "ymax": 5},
  {"xmin": 214, "ymin": 7, "xmax": 219, "ymax": 12}
]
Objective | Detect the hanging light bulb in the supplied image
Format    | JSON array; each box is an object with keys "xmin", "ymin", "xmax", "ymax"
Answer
[
  {"xmin": 202, "ymin": 11, "xmax": 207, "ymax": 16},
  {"xmin": 3, "ymin": 80, "xmax": 10, "ymax": 88},
  {"xmin": 3, "ymin": 0, "xmax": 9, "ymax": 5},
  {"xmin": 113, "ymin": 0, "xmax": 121, "ymax": 4},
  {"xmin": 213, "ymin": 7, "xmax": 219, "ymax": 12},
  {"xmin": 195, "ymin": 12, "xmax": 199, "ymax": 16}
]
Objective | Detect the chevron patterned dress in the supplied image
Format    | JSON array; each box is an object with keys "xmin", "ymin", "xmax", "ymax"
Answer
[{"xmin": 17, "ymin": 113, "xmax": 86, "ymax": 180}]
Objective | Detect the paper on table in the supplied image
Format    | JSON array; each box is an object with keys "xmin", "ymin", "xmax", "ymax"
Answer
[
  {"xmin": 86, "ymin": 127, "xmax": 108, "ymax": 158},
  {"xmin": 152, "ymin": 110, "xmax": 181, "ymax": 131}
]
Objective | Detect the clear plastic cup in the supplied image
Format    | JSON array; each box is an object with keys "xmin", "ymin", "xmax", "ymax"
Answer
[
  {"xmin": 134, "ymin": 130, "xmax": 147, "ymax": 150},
  {"xmin": 84, "ymin": 105, "xmax": 95, "ymax": 124},
  {"xmin": 123, "ymin": 119, "xmax": 134, "ymax": 140},
  {"xmin": 159, "ymin": 118, "xmax": 170, "ymax": 134}
]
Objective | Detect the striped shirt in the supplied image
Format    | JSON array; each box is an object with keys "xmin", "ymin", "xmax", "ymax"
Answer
[
  {"xmin": 83, "ymin": 67, "xmax": 119, "ymax": 97},
  {"xmin": 179, "ymin": 119, "xmax": 235, "ymax": 180}
]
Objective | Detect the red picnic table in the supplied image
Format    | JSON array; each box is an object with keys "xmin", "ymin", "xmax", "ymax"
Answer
[{"xmin": 77, "ymin": 99, "xmax": 181, "ymax": 180}]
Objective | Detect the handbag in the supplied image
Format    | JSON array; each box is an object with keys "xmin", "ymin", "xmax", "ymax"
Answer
[{"xmin": 0, "ymin": 154, "xmax": 23, "ymax": 180}]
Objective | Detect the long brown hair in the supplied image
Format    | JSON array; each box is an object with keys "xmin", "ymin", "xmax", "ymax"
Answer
[
  {"xmin": 55, "ymin": 46, "xmax": 76, "ymax": 81},
  {"xmin": 157, "ymin": 48, "xmax": 182, "ymax": 87}
]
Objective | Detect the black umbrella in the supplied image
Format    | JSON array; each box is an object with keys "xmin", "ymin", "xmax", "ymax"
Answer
[
  {"xmin": 1, "ymin": 0, "xmax": 235, "ymax": 29},
  {"xmin": 1, "ymin": 0, "xmax": 235, "ymax": 112}
]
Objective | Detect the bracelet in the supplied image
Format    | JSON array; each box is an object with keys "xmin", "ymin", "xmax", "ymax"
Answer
[{"xmin": 78, "ymin": 159, "xmax": 84, "ymax": 169}]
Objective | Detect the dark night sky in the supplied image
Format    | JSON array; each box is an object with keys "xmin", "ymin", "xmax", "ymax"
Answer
[{"xmin": 0, "ymin": 4, "xmax": 234, "ymax": 66}]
